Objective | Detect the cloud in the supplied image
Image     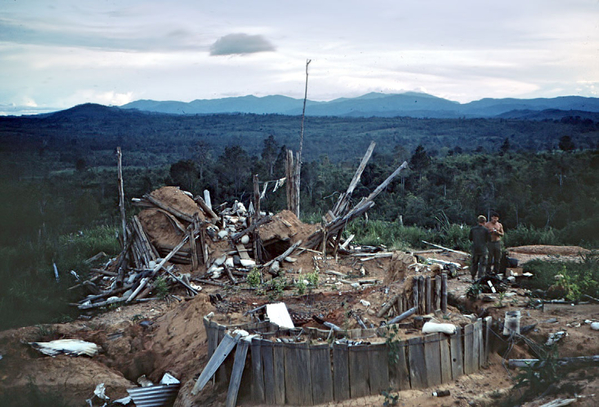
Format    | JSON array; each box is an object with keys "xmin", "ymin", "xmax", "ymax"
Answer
[{"xmin": 210, "ymin": 33, "xmax": 275, "ymax": 56}]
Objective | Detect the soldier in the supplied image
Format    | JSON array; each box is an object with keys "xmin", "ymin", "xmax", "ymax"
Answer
[
  {"xmin": 469, "ymin": 215, "xmax": 490, "ymax": 280},
  {"xmin": 485, "ymin": 212, "xmax": 504, "ymax": 275}
]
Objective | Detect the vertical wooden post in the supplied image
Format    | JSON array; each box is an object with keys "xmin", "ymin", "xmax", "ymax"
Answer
[
  {"xmin": 116, "ymin": 147, "xmax": 127, "ymax": 248},
  {"xmin": 435, "ymin": 274, "xmax": 442, "ymax": 311},
  {"xmin": 425, "ymin": 276, "xmax": 432, "ymax": 314},
  {"xmin": 253, "ymin": 174, "xmax": 260, "ymax": 223},
  {"xmin": 412, "ymin": 277, "xmax": 419, "ymax": 311},
  {"xmin": 441, "ymin": 272, "xmax": 448, "ymax": 313},
  {"xmin": 286, "ymin": 150, "xmax": 295, "ymax": 214},
  {"xmin": 190, "ymin": 217, "xmax": 198, "ymax": 271},
  {"xmin": 418, "ymin": 276, "xmax": 425, "ymax": 314}
]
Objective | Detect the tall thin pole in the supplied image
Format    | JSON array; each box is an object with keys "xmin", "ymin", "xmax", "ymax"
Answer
[
  {"xmin": 116, "ymin": 147, "xmax": 127, "ymax": 248},
  {"xmin": 296, "ymin": 59, "xmax": 311, "ymax": 217}
]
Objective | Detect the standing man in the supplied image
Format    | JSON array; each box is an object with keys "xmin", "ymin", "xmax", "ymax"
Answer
[
  {"xmin": 469, "ymin": 215, "xmax": 490, "ymax": 281},
  {"xmin": 485, "ymin": 212, "xmax": 504, "ymax": 275}
]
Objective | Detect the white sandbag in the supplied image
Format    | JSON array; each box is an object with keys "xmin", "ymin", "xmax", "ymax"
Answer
[
  {"xmin": 29, "ymin": 339, "xmax": 100, "ymax": 357},
  {"xmin": 422, "ymin": 321, "xmax": 457, "ymax": 335}
]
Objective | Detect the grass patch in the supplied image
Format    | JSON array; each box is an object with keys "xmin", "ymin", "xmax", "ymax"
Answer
[
  {"xmin": 521, "ymin": 251, "xmax": 599, "ymax": 301},
  {"xmin": 0, "ymin": 224, "xmax": 121, "ymax": 330}
]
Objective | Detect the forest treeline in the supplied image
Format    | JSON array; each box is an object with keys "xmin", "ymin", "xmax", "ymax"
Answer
[{"xmin": 0, "ymin": 110, "xmax": 598, "ymax": 328}]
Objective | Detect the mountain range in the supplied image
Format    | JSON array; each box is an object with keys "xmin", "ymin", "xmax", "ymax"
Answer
[{"xmin": 121, "ymin": 92, "xmax": 599, "ymax": 119}]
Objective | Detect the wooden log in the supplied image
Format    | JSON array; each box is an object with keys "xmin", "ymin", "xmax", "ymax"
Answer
[
  {"xmin": 377, "ymin": 294, "xmax": 401, "ymax": 318},
  {"xmin": 439, "ymin": 334, "xmax": 452, "ymax": 383},
  {"xmin": 311, "ymin": 343, "xmax": 334, "ymax": 404},
  {"xmin": 127, "ymin": 234, "xmax": 190, "ymax": 302},
  {"xmin": 163, "ymin": 267, "xmax": 198, "ymax": 295},
  {"xmin": 424, "ymin": 333, "xmax": 442, "ymax": 387},
  {"xmin": 272, "ymin": 341, "xmax": 286, "ymax": 405},
  {"xmin": 463, "ymin": 323, "xmax": 475, "ymax": 375},
  {"xmin": 116, "ymin": 147, "xmax": 127, "ymax": 248},
  {"xmin": 144, "ymin": 193, "xmax": 195, "ymax": 223},
  {"xmin": 412, "ymin": 276, "xmax": 419, "ymax": 309},
  {"xmin": 225, "ymin": 337, "xmax": 250, "ymax": 407},
  {"xmin": 231, "ymin": 215, "xmax": 272, "ymax": 242},
  {"xmin": 361, "ymin": 160, "xmax": 408, "ymax": 205},
  {"xmin": 332, "ymin": 342, "xmax": 350, "ymax": 401},
  {"xmin": 349, "ymin": 345, "xmax": 370, "ymax": 398},
  {"xmin": 284, "ymin": 341, "xmax": 312, "ymax": 406},
  {"xmin": 332, "ymin": 141, "xmax": 376, "ymax": 217},
  {"xmin": 263, "ymin": 240, "xmax": 302, "ymax": 270},
  {"xmin": 368, "ymin": 343, "xmax": 389, "ymax": 396},
  {"xmin": 407, "ymin": 336, "xmax": 427, "ymax": 389},
  {"xmin": 194, "ymin": 195, "xmax": 219, "ymax": 220},
  {"xmin": 418, "ymin": 276, "xmax": 425, "ymax": 314},
  {"xmin": 191, "ymin": 333, "xmax": 240, "ymax": 395},
  {"xmin": 435, "ymin": 274, "xmax": 442, "ymax": 311},
  {"xmin": 425, "ymin": 276, "xmax": 432, "ymax": 314},
  {"xmin": 450, "ymin": 326, "xmax": 464, "ymax": 379},
  {"xmin": 442, "ymin": 272, "xmax": 448, "ymax": 313},
  {"xmin": 388, "ymin": 306, "xmax": 417, "ymax": 325},
  {"xmin": 190, "ymin": 224, "xmax": 198, "ymax": 271},
  {"xmin": 253, "ymin": 174, "xmax": 260, "ymax": 225}
]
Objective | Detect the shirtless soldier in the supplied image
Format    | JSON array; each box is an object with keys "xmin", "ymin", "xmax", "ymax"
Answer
[{"xmin": 485, "ymin": 212, "xmax": 504, "ymax": 274}]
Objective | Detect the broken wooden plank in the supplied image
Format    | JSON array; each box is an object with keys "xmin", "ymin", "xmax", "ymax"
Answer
[
  {"xmin": 332, "ymin": 141, "xmax": 376, "ymax": 217},
  {"xmin": 191, "ymin": 333, "xmax": 240, "ymax": 395},
  {"xmin": 388, "ymin": 306, "xmax": 417, "ymax": 325},
  {"xmin": 194, "ymin": 195, "xmax": 219, "ymax": 220},
  {"xmin": 225, "ymin": 336, "xmax": 251, "ymax": 407}
]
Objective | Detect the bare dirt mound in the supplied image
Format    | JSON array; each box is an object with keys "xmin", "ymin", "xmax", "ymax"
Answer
[
  {"xmin": 507, "ymin": 245, "xmax": 590, "ymax": 265},
  {"xmin": 150, "ymin": 186, "xmax": 205, "ymax": 221}
]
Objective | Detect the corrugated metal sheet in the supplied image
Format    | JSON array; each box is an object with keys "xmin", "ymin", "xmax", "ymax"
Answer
[{"xmin": 127, "ymin": 384, "xmax": 180, "ymax": 407}]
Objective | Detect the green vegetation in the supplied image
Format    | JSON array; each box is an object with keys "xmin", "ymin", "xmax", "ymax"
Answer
[
  {"xmin": 0, "ymin": 111, "xmax": 597, "ymax": 329},
  {"xmin": 521, "ymin": 251, "xmax": 599, "ymax": 301}
]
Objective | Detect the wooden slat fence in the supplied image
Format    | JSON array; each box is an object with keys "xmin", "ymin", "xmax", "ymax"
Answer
[{"xmin": 202, "ymin": 314, "xmax": 493, "ymax": 405}]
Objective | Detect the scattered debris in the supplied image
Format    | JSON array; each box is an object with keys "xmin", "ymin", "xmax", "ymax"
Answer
[{"xmin": 29, "ymin": 339, "xmax": 100, "ymax": 357}]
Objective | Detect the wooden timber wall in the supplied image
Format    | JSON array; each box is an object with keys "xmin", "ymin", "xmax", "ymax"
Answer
[{"xmin": 203, "ymin": 314, "xmax": 493, "ymax": 405}]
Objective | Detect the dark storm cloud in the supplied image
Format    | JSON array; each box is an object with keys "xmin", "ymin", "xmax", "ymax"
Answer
[{"xmin": 210, "ymin": 33, "xmax": 275, "ymax": 56}]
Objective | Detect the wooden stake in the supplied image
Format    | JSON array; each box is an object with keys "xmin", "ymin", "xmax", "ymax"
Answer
[{"xmin": 116, "ymin": 147, "xmax": 127, "ymax": 248}]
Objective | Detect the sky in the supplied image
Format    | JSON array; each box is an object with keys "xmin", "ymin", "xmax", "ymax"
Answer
[{"xmin": 1, "ymin": 0, "xmax": 598, "ymax": 115}]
